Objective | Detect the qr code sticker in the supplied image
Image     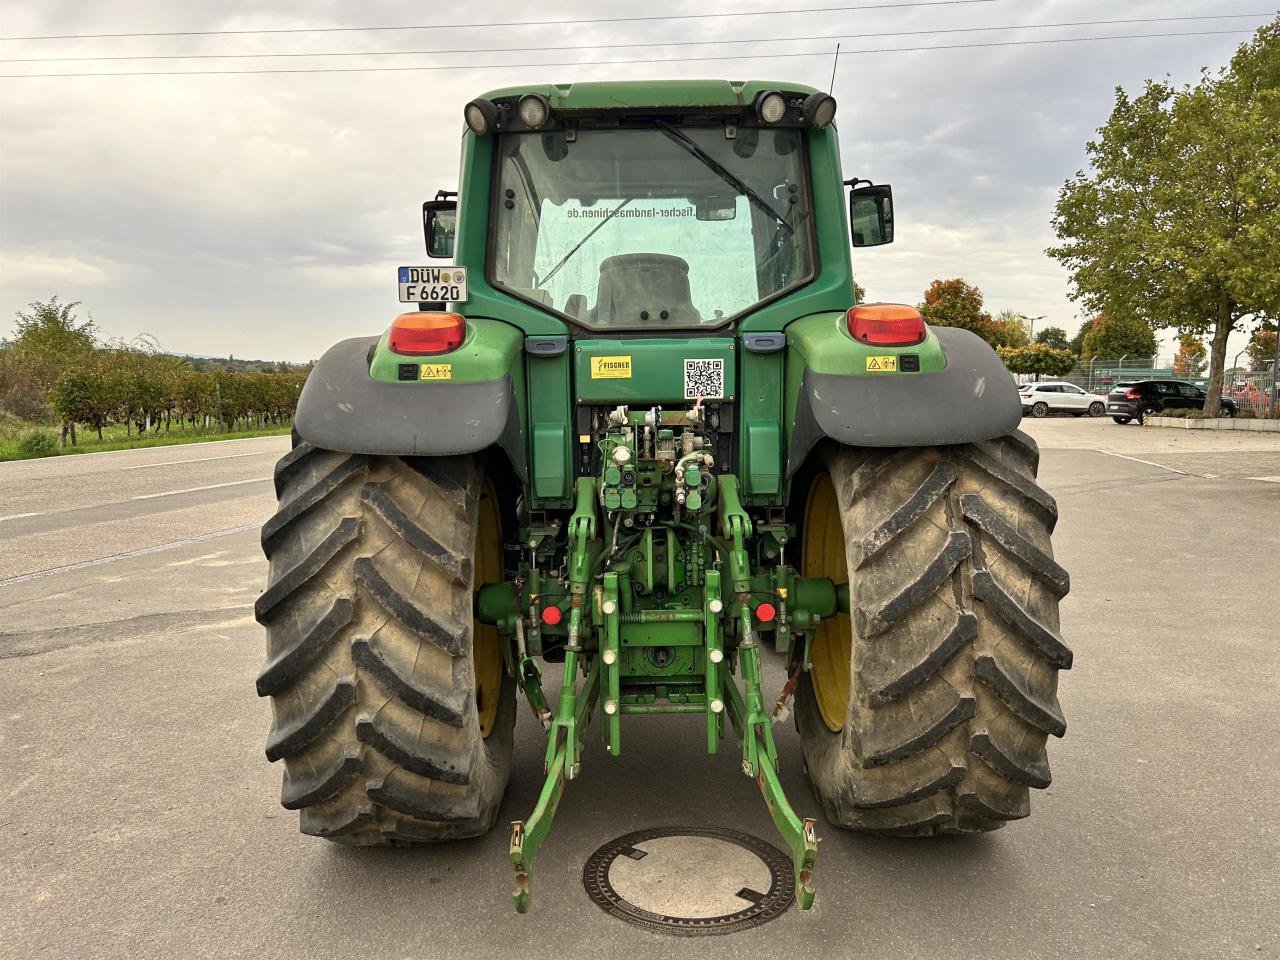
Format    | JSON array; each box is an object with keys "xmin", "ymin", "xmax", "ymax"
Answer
[{"xmin": 684, "ymin": 358, "xmax": 725, "ymax": 400}]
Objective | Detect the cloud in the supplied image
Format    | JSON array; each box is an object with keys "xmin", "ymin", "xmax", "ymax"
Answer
[{"xmin": 0, "ymin": 0, "xmax": 1267, "ymax": 360}]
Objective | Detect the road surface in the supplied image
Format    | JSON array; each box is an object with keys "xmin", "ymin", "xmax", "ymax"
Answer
[{"xmin": 2, "ymin": 422, "xmax": 1277, "ymax": 959}]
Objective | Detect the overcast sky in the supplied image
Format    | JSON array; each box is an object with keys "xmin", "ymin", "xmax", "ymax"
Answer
[{"xmin": 0, "ymin": 0, "xmax": 1271, "ymax": 362}]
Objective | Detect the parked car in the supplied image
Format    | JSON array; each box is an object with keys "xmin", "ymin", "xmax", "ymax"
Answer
[
  {"xmin": 1106, "ymin": 379, "xmax": 1237, "ymax": 424},
  {"xmin": 1019, "ymin": 381, "xmax": 1109, "ymax": 418}
]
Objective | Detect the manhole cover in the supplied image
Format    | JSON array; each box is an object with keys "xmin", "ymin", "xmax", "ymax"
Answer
[{"xmin": 582, "ymin": 826, "xmax": 794, "ymax": 935}]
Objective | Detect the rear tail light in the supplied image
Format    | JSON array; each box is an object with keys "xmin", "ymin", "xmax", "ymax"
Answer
[
  {"xmin": 1125, "ymin": 388, "xmax": 1142, "ymax": 400},
  {"xmin": 846, "ymin": 303, "xmax": 927, "ymax": 347},
  {"xmin": 388, "ymin": 312, "xmax": 466, "ymax": 356}
]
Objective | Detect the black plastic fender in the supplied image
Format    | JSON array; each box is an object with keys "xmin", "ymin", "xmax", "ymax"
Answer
[
  {"xmin": 787, "ymin": 326, "xmax": 1021, "ymax": 474},
  {"xmin": 294, "ymin": 336, "xmax": 527, "ymax": 480}
]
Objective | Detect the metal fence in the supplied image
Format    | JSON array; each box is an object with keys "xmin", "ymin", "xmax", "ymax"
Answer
[{"xmin": 1040, "ymin": 357, "xmax": 1279, "ymax": 415}]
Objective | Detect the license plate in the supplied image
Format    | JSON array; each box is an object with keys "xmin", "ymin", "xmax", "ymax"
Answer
[{"xmin": 398, "ymin": 266, "xmax": 467, "ymax": 303}]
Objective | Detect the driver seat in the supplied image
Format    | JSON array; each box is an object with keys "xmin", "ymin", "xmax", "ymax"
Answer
[{"xmin": 593, "ymin": 254, "xmax": 701, "ymax": 325}]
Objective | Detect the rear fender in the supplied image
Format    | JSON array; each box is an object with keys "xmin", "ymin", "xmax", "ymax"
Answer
[
  {"xmin": 294, "ymin": 318, "xmax": 527, "ymax": 480},
  {"xmin": 786, "ymin": 313, "xmax": 1019, "ymax": 475}
]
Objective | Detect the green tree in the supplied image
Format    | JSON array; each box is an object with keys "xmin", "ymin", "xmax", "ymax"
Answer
[
  {"xmin": 918, "ymin": 278, "xmax": 996, "ymax": 343},
  {"xmin": 4, "ymin": 297, "xmax": 97, "ymax": 415},
  {"xmin": 989, "ymin": 309, "xmax": 1031, "ymax": 349},
  {"xmin": 1078, "ymin": 312, "xmax": 1158, "ymax": 362},
  {"xmin": 1049, "ymin": 18, "xmax": 1280, "ymax": 415},
  {"xmin": 1248, "ymin": 320, "xmax": 1278, "ymax": 370},
  {"xmin": 999, "ymin": 344, "xmax": 1078, "ymax": 381},
  {"xmin": 1035, "ymin": 326, "xmax": 1071, "ymax": 351},
  {"xmin": 1172, "ymin": 333, "xmax": 1208, "ymax": 378}
]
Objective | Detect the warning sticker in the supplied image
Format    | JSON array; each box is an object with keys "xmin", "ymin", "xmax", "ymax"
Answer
[
  {"xmin": 419, "ymin": 363, "xmax": 452, "ymax": 381},
  {"xmin": 591, "ymin": 356, "xmax": 632, "ymax": 379},
  {"xmin": 865, "ymin": 355, "xmax": 898, "ymax": 373}
]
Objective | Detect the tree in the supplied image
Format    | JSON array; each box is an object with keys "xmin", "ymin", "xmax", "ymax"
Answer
[
  {"xmin": 918, "ymin": 278, "xmax": 996, "ymax": 343},
  {"xmin": 1068, "ymin": 318, "xmax": 1095, "ymax": 356},
  {"xmin": 1077, "ymin": 312, "xmax": 1158, "ymax": 362},
  {"xmin": 990, "ymin": 309, "xmax": 1031, "ymax": 349},
  {"xmin": 5, "ymin": 297, "xmax": 97, "ymax": 414},
  {"xmin": 999, "ymin": 344, "xmax": 1078, "ymax": 381},
  {"xmin": 1049, "ymin": 18, "xmax": 1280, "ymax": 415},
  {"xmin": 1248, "ymin": 320, "xmax": 1278, "ymax": 370},
  {"xmin": 1035, "ymin": 326, "xmax": 1071, "ymax": 351},
  {"xmin": 1172, "ymin": 333, "xmax": 1208, "ymax": 378}
]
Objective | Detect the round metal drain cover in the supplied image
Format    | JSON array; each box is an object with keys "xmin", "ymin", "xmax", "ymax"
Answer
[{"xmin": 582, "ymin": 826, "xmax": 794, "ymax": 935}]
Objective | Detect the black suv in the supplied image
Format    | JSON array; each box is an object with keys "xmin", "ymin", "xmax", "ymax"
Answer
[{"xmin": 1107, "ymin": 379, "xmax": 1237, "ymax": 424}]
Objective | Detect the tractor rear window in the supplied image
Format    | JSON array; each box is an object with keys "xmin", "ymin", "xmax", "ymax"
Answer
[{"xmin": 489, "ymin": 125, "xmax": 815, "ymax": 329}]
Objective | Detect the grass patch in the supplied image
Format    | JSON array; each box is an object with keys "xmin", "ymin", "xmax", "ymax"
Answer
[{"xmin": 0, "ymin": 420, "xmax": 292, "ymax": 462}]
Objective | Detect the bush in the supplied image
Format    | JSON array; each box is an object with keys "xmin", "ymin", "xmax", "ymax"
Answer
[
  {"xmin": 1159, "ymin": 408, "xmax": 1188, "ymax": 418},
  {"xmin": 1185, "ymin": 409, "xmax": 1209, "ymax": 419},
  {"xmin": 16, "ymin": 430, "xmax": 59, "ymax": 456},
  {"xmin": 1238, "ymin": 409, "xmax": 1256, "ymax": 419}
]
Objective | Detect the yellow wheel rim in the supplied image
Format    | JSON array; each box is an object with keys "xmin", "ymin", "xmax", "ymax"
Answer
[
  {"xmin": 803, "ymin": 473, "xmax": 851, "ymax": 733},
  {"xmin": 473, "ymin": 482, "xmax": 503, "ymax": 739}
]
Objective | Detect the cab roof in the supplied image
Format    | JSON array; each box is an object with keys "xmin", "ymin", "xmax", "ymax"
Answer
[{"xmin": 475, "ymin": 79, "xmax": 823, "ymax": 112}]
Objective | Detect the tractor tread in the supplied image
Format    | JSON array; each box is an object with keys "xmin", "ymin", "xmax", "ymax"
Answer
[
  {"xmin": 258, "ymin": 449, "xmax": 514, "ymax": 846},
  {"xmin": 359, "ymin": 481, "xmax": 471, "ymax": 586},
  {"xmin": 255, "ymin": 596, "xmax": 354, "ymax": 696},
  {"xmin": 350, "ymin": 638, "xmax": 469, "ymax": 727},
  {"xmin": 264, "ymin": 675, "xmax": 356, "ymax": 762},
  {"xmin": 974, "ymin": 652, "xmax": 1067, "ymax": 737},
  {"xmin": 254, "ymin": 515, "xmax": 361, "ymax": 622},
  {"xmin": 280, "ymin": 751, "xmax": 364, "ymax": 810},
  {"xmin": 261, "ymin": 454, "xmax": 368, "ymax": 550},
  {"xmin": 353, "ymin": 556, "xmax": 466, "ymax": 657},
  {"xmin": 959, "ymin": 493, "xmax": 1069, "ymax": 598},
  {"xmin": 857, "ymin": 461, "xmax": 957, "ymax": 567},
  {"xmin": 855, "ymin": 531, "xmax": 970, "ymax": 637},
  {"xmin": 970, "ymin": 728, "xmax": 1052, "ymax": 789},
  {"xmin": 861, "ymin": 611, "xmax": 977, "ymax": 706},
  {"xmin": 356, "ymin": 713, "xmax": 474, "ymax": 785},
  {"xmin": 796, "ymin": 436, "xmax": 1071, "ymax": 837}
]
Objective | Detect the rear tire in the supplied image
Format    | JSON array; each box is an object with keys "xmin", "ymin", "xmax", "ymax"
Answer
[
  {"xmin": 1137, "ymin": 405, "xmax": 1158, "ymax": 424},
  {"xmin": 255, "ymin": 444, "xmax": 515, "ymax": 844},
  {"xmin": 795, "ymin": 433, "xmax": 1071, "ymax": 835},
  {"xmin": 1030, "ymin": 402, "xmax": 1049, "ymax": 418}
]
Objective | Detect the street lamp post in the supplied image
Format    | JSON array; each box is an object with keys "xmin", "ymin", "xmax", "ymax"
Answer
[{"xmin": 1018, "ymin": 314, "xmax": 1046, "ymax": 341}]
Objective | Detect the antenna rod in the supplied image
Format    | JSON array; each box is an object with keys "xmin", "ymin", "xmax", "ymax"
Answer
[{"xmin": 829, "ymin": 42, "xmax": 841, "ymax": 93}]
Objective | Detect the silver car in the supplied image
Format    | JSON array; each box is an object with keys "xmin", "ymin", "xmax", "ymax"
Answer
[{"xmin": 1020, "ymin": 381, "xmax": 1108, "ymax": 418}]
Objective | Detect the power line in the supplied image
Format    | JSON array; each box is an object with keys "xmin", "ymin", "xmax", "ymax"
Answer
[
  {"xmin": 0, "ymin": 0, "xmax": 1018, "ymax": 42},
  {"xmin": 1, "ymin": 14, "xmax": 1268, "ymax": 64},
  {"xmin": 0, "ymin": 30, "xmax": 1257, "ymax": 78}
]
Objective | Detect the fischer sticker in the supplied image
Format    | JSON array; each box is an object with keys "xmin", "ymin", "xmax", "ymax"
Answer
[{"xmin": 590, "ymin": 356, "xmax": 632, "ymax": 379}]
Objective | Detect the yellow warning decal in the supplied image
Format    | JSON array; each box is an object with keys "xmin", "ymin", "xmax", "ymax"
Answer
[
  {"xmin": 419, "ymin": 363, "xmax": 452, "ymax": 381},
  {"xmin": 591, "ymin": 355, "xmax": 632, "ymax": 379},
  {"xmin": 865, "ymin": 355, "xmax": 898, "ymax": 373}
]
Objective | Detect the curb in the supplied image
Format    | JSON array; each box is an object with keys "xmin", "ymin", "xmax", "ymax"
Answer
[{"xmin": 1144, "ymin": 416, "xmax": 1280, "ymax": 432}]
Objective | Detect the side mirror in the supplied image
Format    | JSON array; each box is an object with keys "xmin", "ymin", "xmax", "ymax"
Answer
[
  {"xmin": 422, "ymin": 199, "xmax": 457, "ymax": 259},
  {"xmin": 849, "ymin": 183, "xmax": 894, "ymax": 247}
]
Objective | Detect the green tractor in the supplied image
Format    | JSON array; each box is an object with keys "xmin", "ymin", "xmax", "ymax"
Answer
[{"xmin": 255, "ymin": 80, "xmax": 1071, "ymax": 913}]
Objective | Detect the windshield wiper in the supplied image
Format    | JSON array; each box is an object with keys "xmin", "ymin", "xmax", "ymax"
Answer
[
  {"xmin": 538, "ymin": 198, "xmax": 632, "ymax": 289},
  {"xmin": 654, "ymin": 120, "xmax": 793, "ymax": 234}
]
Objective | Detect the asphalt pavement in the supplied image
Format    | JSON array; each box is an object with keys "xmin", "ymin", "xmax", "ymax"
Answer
[{"xmin": 2, "ymin": 422, "xmax": 1278, "ymax": 960}]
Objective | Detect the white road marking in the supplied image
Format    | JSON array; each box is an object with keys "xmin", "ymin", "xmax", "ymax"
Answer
[
  {"xmin": 122, "ymin": 451, "xmax": 266, "ymax": 470},
  {"xmin": 1246, "ymin": 476, "xmax": 1280, "ymax": 483},
  {"xmin": 132, "ymin": 476, "xmax": 273, "ymax": 500},
  {"xmin": 1096, "ymin": 451, "xmax": 1190, "ymax": 476},
  {"xmin": 0, "ymin": 512, "xmax": 44, "ymax": 523},
  {"xmin": 0, "ymin": 522, "xmax": 262, "ymax": 587}
]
